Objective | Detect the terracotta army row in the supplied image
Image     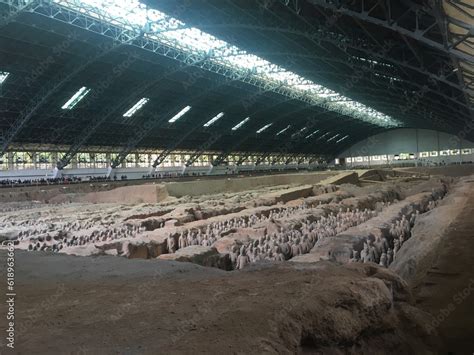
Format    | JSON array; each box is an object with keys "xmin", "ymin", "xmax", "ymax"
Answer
[
  {"xmin": 230, "ymin": 208, "xmax": 376, "ymax": 269},
  {"xmin": 168, "ymin": 203, "xmax": 320, "ymax": 253},
  {"xmin": 0, "ymin": 203, "xmax": 42, "ymax": 213},
  {"xmin": 25, "ymin": 224, "xmax": 145, "ymax": 253},
  {"xmin": 349, "ymin": 196, "xmax": 442, "ymax": 267}
]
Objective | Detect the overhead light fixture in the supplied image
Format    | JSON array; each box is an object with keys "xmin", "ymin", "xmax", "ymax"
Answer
[
  {"xmin": 256, "ymin": 123, "xmax": 272, "ymax": 133},
  {"xmin": 276, "ymin": 125, "xmax": 291, "ymax": 136},
  {"xmin": 291, "ymin": 126, "xmax": 307, "ymax": 138},
  {"xmin": 61, "ymin": 86, "xmax": 91, "ymax": 110},
  {"xmin": 123, "ymin": 97, "xmax": 149, "ymax": 117},
  {"xmin": 0, "ymin": 71, "xmax": 10, "ymax": 85},
  {"xmin": 168, "ymin": 105, "xmax": 192, "ymax": 123},
  {"xmin": 336, "ymin": 135, "xmax": 349, "ymax": 143},
  {"xmin": 327, "ymin": 133, "xmax": 340, "ymax": 142},
  {"xmin": 305, "ymin": 129, "xmax": 320, "ymax": 139},
  {"xmin": 231, "ymin": 117, "xmax": 250, "ymax": 130},
  {"xmin": 203, "ymin": 112, "xmax": 224, "ymax": 127},
  {"xmin": 317, "ymin": 132, "xmax": 331, "ymax": 140}
]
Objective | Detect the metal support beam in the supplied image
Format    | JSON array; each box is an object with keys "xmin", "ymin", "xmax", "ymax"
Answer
[
  {"xmin": 0, "ymin": 0, "xmax": 36, "ymax": 28},
  {"xmin": 16, "ymin": 0, "xmax": 405, "ymax": 127},
  {"xmin": 183, "ymin": 83, "xmax": 290, "ymax": 167},
  {"xmin": 0, "ymin": 39, "xmax": 122, "ymax": 157},
  {"xmin": 432, "ymin": 0, "xmax": 474, "ymax": 117},
  {"xmin": 299, "ymin": 0, "xmax": 472, "ymax": 62},
  {"xmin": 57, "ymin": 55, "xmax": 210, "ymax": 169},
  {"xmin": 211, "ymin": 98, "xmax": 321, "ymax": 166},
  {"xmin": 112, "ymin": 70, "xmax": 251, "ymax": 169}
]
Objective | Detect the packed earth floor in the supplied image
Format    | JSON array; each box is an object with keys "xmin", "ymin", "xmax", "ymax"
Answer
[{"xmin": 0, "ymin": 168, "xmax": 473, "ymax": 354}]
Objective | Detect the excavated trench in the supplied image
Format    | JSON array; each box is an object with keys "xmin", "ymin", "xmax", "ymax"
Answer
[
  {"xmin": 2, "ymin": 171, "xmax": 470, "ymax": 354},
  {"xmin": 114, "ymin": 181, "xmax": 438, "ymax": 270},
  {"xmin": 2, "ymin": 172, "xmax": 449, "ymax": 274}
]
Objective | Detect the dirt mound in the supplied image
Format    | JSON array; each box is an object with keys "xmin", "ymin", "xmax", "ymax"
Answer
[
  {"xmin": 390, "ymin": 178, "xmax": 470, "ymax": 286},
  {"xmin": 307, "ymin": 188, "xmax": 443, "ymax": 264},
  {"xmin": 8, "ymin": 251, "xmax": 440, "ymax": 354},
  {"xmin": 158, "ymin": 245, "xmax": 232, "ymax": 270}
]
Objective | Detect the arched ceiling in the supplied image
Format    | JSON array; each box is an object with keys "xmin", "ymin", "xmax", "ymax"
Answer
[{"xmin": 0, "ymin": 0, "xmax": 472, "ymax": 167}]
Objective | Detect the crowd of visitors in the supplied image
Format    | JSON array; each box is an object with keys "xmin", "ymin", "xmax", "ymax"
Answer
[
  {"xmin": 0, "ymin": 177, "xmax": 82, "ymax": 187},
  {"xmin": 0, "ymin": 175, "xmax": 112, "ymax": 187}
]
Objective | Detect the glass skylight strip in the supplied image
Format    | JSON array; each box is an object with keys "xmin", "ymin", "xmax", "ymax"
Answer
[
  {"xmin": 276, "ymin": 125, "xmax": 291, "ymax": 136},
  {"xmin": 291, "ymin": 126, "xmax": 307, "ymax": 138},
  {"xmin": 327, "ymin": 133, "xmax": 340, "ymax": 142},
  {"xmin": 0, "ymin": 71, "xmax": 10, "ymax": 85},
  {"xmin": 317, "ymin": 132, "xmax": 331, "ymax": 140},
  {"xmin": 351, "ymin": 56, "xmax": 392, "ymax": 68},
  {"xmin": 51, "ymin": 0, "xmax": 401, "ymax": 128},
  {"xmin": 61, "ymin": 86, "xmax": 91, "ymax": 110},
  {"xmin": 374, "ymin": 72, "xmax": 402, "ymax": 82},
  {"xmin": 203, "ymin": 112, "xmax": 224, "ymax": 127},
  {"xmin": 168, "ymin": 105, "xmax": 191, "ymax": 123},
  {"xmin": 123, "ymin": 97, "xmax": 149, "ymax": 117},
  {"xmin": 336, "ymin": 135, "xmax": 349, "ymax": 143},
  {"xmin": 231, "ymin": 117, "xmax": 250, "ymax": 131},
  {"xmin": 256, "ymin": 123, "xmax": 272, "ymax": 133},
  {"xmin": 305, "ymin": 129, "xmax": 320, "ymax": 139}
]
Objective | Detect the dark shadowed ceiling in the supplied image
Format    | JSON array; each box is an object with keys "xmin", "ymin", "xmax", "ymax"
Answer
[{"xmin": 0, "ymin": 0, "xmax": 472, "ymax": 167}]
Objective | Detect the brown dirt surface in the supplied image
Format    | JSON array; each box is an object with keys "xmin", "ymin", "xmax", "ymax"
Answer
[
  {"xmin": 1, "ymin": 169, "xmax": 473, "ymax": 354},
  {"xmin": 410, "ymin": 178, "xmax": 474, "ymax": 353},
  {"xmin": 0, "ymin": 251, "xmax": 439, "ymax": 354}
]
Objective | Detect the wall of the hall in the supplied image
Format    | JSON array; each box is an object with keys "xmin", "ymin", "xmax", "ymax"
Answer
[
  {"xmin": 0, "ymin": 163, "xmax": 319, "ymax": 181},
  {"xmin": 338, "ymin": 129, "xmax": 474, "ymax": 167}
]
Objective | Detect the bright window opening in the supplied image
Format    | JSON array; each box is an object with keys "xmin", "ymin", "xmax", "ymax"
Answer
[
  {"xmin": 61, "ymin": 86, "xmax": 91, "ymax": 110},
  {"xmin": 276, "ymin": 125, "xmax": 291, "ymax": 136},
  {"xmin": 336, "ymin": 135, "xmax": 349, "ymax": 143},
  {"xmin": 123, "ymin": 97, "xmax": 149, "ymax": 117},
  {"xmin": 203, "ymin": 112, "xmax": 224, "ymax": 127},
  {"xmin": 291, "ymin": 126, "xmax": 307, "ymax": 138},
  {"xmin": 305, "ymin": 129, "xmax": 320, "ymax": 139},
  {"xmin": 231, "ymin": 117, "xmax": 250, "ymax": 130},
  {"xmin": 0, "ymin": 71, "xmax": 10, "ymax": 85},
  {"xmin": 256, "ymin": 123, "xmax": 272, "ymax": 133},
  {"xmin": 169, "ymin": 105, "xmax": 192, "ymax": 123},
  {"xmin": 317, "ymin": 132, "xmax": 331, "ymax": 140}
]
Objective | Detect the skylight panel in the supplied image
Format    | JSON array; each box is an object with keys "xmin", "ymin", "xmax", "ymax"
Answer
[
  {"xmin": 231, "ymin": 117, "xmax": 250, "ymax": 131},
  {"xmin": 168, "ymin": 105, "xmax": 191, "ymax": 123},
  {"xmin": 276, "ymin": 125, "xmax": 291, "ymax": 136},
  {"xmin": 336, "ymin": 135, "xmax": 349, "ymax": 143},
  {"xmin": 317, "ymin": 132, "xmax": 331, "ymax": 140},
  {"xmin": 327, "ymin": 133, "xmax": 340, "ymax": 142},
  {"xmin": 53, "ymin": 0, "xmax": 401, "ymax": 127},
  {"xmin": 317, "ymin": 93, "xmax": 338, "ymax": 98},
  {"xmin": 256, "ymin": 123, "xmax": 272, "ymax": 133},
  {"xmin": 123, "ymin": 97, "xmax": 149, "ymax": 117},
  {"xmin": 203, "ymin": 112, "xmax": 224, "ymax": 127},
  {"xmin": 351, "ymin": 56, "xmax": 392, "ymax": 68},
  {"xmin": 61, "ymin": 86, "xmax": 91, "ymax": 110},
  {"xmin": 305, "ymin": 129, "xmax": 320, "ymax": 139},
  {"xmin": 374, "ymin": 73, "xmax": 402, "ymax": 82},
  {"xmin": 291, "ymin": 126, "xmax": 307, "ymax": 138},
  {"xmin": 0, "ymin": 71, "xmax": 10, "ymax": 85}
]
